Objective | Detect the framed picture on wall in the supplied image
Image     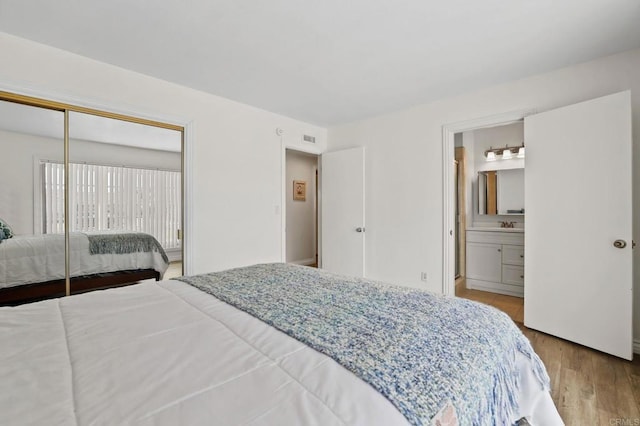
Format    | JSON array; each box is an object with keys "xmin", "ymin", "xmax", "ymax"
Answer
[{"xmin": 293, "ymin": 180, "xmax": 306, "ymax": 201}]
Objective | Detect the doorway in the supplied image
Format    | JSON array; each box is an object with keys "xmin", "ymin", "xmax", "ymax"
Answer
[
  {"xmin": 284, "ymin": 149, "xmax": 319, "ymax": 267},
  {"xmin": 442, "ymin": 110, "xmax": 532, "ymax": 296},
  {"xmin": 444, "ymin": 93, "xmax": 633, "ymax": 359},
  {"xmin": 447, "ymin": 116, "xmax": 527, "ymax": 324}
]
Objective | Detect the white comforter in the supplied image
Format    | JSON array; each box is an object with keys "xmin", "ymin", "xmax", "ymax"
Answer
[
  {"xmin": 0, "ymin": 233, "xmax": 169, "ymax": 289},
  {"xmin": 0, "ymin": 281, "xmax": 562, "ymax": 425}
]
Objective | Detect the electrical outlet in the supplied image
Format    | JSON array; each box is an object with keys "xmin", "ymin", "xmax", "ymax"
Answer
[{"xmin": 420, "ymin": 272, "xmax": 428, "ymax": 282}]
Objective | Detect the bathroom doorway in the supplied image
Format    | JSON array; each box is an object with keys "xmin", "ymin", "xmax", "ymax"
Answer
[{"xmin": 451, "ymin": 120, "xmax": 526, "ymax": 323}]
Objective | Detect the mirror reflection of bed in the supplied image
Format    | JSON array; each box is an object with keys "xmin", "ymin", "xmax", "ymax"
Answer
[{"xmin": 0, "ymin": 99, "xmax": 183, "ymax": 304}]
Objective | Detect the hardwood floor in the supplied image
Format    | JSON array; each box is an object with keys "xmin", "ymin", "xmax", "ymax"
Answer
[
  {"xmin": 164, "ymin": 261, "xmax": 183, "ymax": 280},
  {"xmin": 456, "ymin": 285, "xmax": 524, "ymax": 323},
  {"xmin": 456, "ymin": 279, "xmax": 640, "ymax": 425}
]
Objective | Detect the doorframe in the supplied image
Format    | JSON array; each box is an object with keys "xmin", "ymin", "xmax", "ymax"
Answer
[
  {"xmin": 454, "ymin": 147, "xmax": 466, "ymax": 280},
  {"xmin": 441, "ymin": 109, "xmax": 535, "ymax": 296},
  {"xmin": 281, "ymin": 144, "xmax": 322, "ymax": 267}
]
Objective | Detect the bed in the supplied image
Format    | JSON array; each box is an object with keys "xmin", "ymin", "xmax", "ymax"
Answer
[
  {"xmin": 0, "ymin": 232, "xmax": 169, "ymax": 304},
  {"xmin": 0, "ymin": 263, "xmax": 563, "ymax": 425}
]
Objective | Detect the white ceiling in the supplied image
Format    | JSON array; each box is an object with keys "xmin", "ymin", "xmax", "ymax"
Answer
[
  {"xmin": 0, "ymin": 100, "xmax": 182, "ymax": 152},
  {"xmin": 1, "ymin": 0, "xmax": 639, "ymax": 126}
]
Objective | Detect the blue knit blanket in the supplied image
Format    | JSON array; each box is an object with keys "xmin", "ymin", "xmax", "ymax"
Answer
[
  {"xmin": 86, "ymin": 232, "xmax": 169, "ymax": 263},
  {"xmin": 177, "ymin": 263, "xmax": 549, "ymax": 425}
]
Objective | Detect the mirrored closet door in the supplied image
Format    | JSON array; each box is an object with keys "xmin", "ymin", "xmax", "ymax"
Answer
[
  {"xmin": 0, "ymin": 99, "xmax": 65, "ymax": 301},
  {"xmin": 0, "ymin": 92, "xmax": 184, "ymax": 305},
  {"xmin": 68, "ymin": 111, "xmax": 183, "ymax": 294}
]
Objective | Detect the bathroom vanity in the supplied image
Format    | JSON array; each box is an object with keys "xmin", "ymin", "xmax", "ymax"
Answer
[{"xmin": 466, "ymin": 227, "xmax": 524, "ymax": 297}]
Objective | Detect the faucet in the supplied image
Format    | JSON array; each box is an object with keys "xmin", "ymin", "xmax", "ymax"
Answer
[{"xmin": 499, "ymin": 221, "xmax": 516, "ymax": 228}]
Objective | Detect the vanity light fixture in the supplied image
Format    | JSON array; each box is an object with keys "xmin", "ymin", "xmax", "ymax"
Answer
[{"xmin": 484, "ymin": 143, "xmax": 525, "ymax": 161}]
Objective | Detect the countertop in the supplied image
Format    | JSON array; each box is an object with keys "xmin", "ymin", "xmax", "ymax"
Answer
[{"xmin": 466, "ymin": 227, "xmax": 524, "ymax": 233}]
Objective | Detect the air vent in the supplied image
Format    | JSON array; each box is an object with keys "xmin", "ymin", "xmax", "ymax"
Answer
[{"xmin": 303, "ymin": 134, "xmax": 316, "ymax": 144}]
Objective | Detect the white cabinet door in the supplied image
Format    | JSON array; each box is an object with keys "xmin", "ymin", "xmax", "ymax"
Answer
[
  {"xmin": 502, "ymin": 265, "xmax": 525, "ymax": 286},
  {"xmin": 525, "ymin": 91, "xmax": 633, "ymax": 360},
  {"xmin": 466, "ymin": 242, "xmax": 502, "ymax": 283},
  {"xmin": 320, "ymin": 147, "xmax": 365, "ymax": 277},
  {"xmin": 502, "ymin": 245, "xmax": 525, "ymax": 266}
]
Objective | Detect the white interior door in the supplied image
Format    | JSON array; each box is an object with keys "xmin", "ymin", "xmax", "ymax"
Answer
[
  {"xmin": 321, "ymin": 147, "xmax": 365, "ymax": 277},
  {"xmin": 524, "ymin": 91, "xmax": 632, "ymax": 359}
]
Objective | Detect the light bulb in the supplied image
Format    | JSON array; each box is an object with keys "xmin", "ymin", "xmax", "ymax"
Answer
[
  {"xmin": 501, "ymin": 149, "xmax": 512, "ymax": 160},
  {"xmin": 517, "ymin": 147, "xmax": 525, "ymax": 158},
  {"xmin": 486, "ymin": 151, "xmax": 496, "ymax": 161}
]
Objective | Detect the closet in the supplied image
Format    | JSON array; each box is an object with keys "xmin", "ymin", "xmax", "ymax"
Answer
[{"xmin": 0, "ymin": 92, "xmax": 184, "ymax": 304}]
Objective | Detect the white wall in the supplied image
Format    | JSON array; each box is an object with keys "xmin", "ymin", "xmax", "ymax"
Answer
[
  {"xmin": 0, "ymin": 129, "xmax": 181, "ymax": 235},
  {"xmin": 285, "ymin": 150, "xmax": 317, "ymax": 264},
  {"xmin": 0, "ymin": 130, "xmax": 59, "ymax": 234},
  {"xmin": 328, "ymin": 47, "xmax": 640, "ymax": 339},
  {"xmin": 0, "ymin": 32, "xmax": 327, "ymax": 274}
]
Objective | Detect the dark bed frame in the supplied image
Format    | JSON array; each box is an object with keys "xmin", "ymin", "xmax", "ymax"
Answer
[{"xmin": 0, "ymin": 269, "xmax": 161, "ymax": 306}]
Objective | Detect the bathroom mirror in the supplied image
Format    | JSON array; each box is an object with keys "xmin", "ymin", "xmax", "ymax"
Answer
[{"xmin": 478, "ymin": 168, "xmax": 524, "ymax": 215}]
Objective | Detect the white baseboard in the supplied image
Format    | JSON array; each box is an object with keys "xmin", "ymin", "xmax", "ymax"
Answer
[
  {"xmin": 633, "ymin": 339, "xmax": 640, "ymax": 355},
  {"xmin": 289, "ymin": 258, "xmax": 316, "ymax": 266}
]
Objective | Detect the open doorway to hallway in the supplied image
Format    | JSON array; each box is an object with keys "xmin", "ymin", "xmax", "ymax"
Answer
[{"xmin": 285, "ymin": 149, "xmax": 319, "ymax": 267}]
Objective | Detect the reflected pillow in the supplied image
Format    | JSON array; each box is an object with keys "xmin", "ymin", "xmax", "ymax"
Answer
[{"xmin": 0, "ymin": 218, "xmax": 13, "ymax": 239}]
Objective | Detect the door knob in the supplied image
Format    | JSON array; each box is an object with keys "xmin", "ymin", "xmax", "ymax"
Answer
[
  {"xmin": 613, "ymin": 239, "xmax": 627, "ymax": 249},
  {"xmin": 355, "ymin": 227, "xmax": 365, "ymax": 233}
]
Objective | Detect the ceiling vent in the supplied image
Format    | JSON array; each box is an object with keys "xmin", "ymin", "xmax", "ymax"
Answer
[{"xmin": 303, "ymin": 134, "xmax": 316, "ymax": 144}]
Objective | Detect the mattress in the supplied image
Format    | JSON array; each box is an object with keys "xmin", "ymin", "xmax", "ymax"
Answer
[
  {"xmin": 0, "ymin": 279, "xmax": 562, "ymax": 425},
  {"xmin": 0, "ymin": 232, "xmax": 169, "ymax": 289}
]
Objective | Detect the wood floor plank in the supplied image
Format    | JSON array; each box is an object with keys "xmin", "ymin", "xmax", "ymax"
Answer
[
  {"xmin": 592, "ymin": 352, "xmax": 640, "ymax": 419},
  {"xmin": 492, "ymin": 293, "xmax": 523, "ymax": 305},
  {"xmin": 624, "ymin": 356, "xmax": 640, "ymax": 376},
  {"xmin": 563, "ymin": 338, "xmax": 592, "ymax": 372},
  {"xmin": 513, "ymin": 305, "xmax": 524, "ymax": 323},
  {"xmin": 598, "ymin": 408, "xmax": 619, "ymax": 426},
  {"xmin": 557, "ymin": 367, "xmax": 597, "ymax": 425},
  {"xmin": 459, "ymin": 289, "xmax": 496, "ymax": 304},
  {"xmin": 534, "ymin": 332, "xmax": 563, "ymax": 405},
  {"xmin": 626, "ymin": 373, "xmax": 640, "ymax": 416},
  {"xmin": 490, "ymin": 300, "xmax": 521, "ymax": 321}
]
